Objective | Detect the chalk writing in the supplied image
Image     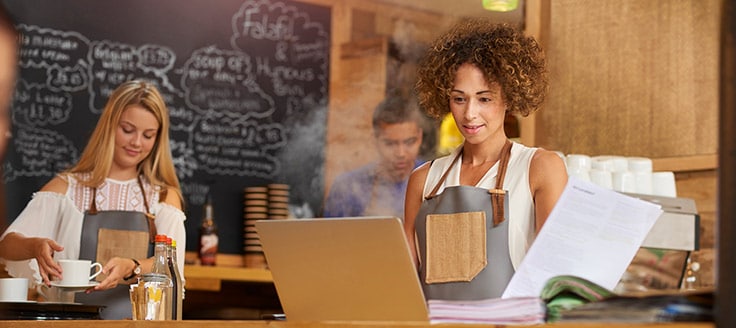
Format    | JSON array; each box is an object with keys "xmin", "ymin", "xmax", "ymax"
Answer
[
  {"xmin": 5, "ymin": 0, "xmax": 331, "ymax": 254},
  {"xmin": 12, "ymin": 80, "xmax": 73, "ymax": 127}
]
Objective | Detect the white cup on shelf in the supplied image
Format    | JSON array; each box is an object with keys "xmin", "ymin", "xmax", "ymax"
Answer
[
  {"xmin": 633, "ymin": 172, "xmax": 653, "ymax": 195},
  {"xmin": 567, "ymin": 167, "xmax": 590, "ymax": 182},
  {"xmin": 566, "ymin": 154, "xmax": 592, "ymax": 171},
  {"xmin": 593, "ymin": 155, "xmax": 628, "ymax": 173},
  {"xmin": 652, "ymin": 171, "xmax": 677, "ymax": 197},
  {"xmin": 628, "ymin": 157, "xmax": 653, "ymax": 173},
  {"xmin": 628, "ymin": 157, "xmax": 653, "ymax": 195},
  {"xmin": 591, "ymin": 156, "xmax": 613, "ymax": 172},
  {"xmin": 612, "ymin": 171, "xmax": 637, "ymax": 193},
  {"xmin": 589, "ymin": 169, "xmax": 613, "ymax": 189}
]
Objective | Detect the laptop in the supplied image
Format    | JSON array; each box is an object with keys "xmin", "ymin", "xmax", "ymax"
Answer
[{"xmin": 255, "ymin": 216, "xmax": 429, "ymax": 322}]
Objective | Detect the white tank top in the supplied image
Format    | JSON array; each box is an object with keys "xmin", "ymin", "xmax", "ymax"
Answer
[{"xmin": 423, "ymin": 142, "xmax": 538, "ymax": 269}]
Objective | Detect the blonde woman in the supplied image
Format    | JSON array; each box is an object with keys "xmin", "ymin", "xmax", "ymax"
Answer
[{"xmin": 0, "ymin": 80, "xmax": 185, "ymax": 319}]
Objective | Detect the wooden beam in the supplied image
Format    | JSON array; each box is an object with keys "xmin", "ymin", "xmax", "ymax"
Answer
[{"xmin": 651, "ymin": 154, "xmax": 718, "ymax": 172}]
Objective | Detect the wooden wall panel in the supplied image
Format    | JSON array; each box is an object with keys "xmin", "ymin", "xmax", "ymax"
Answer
[
  {"xmin": 675, "ymin": 170, "xmax": 716, "ymax": 288},
  {"xmin": 323, "ymin": 38, "xmax": 387, "ymax": 193},
  {"xmin": 537, "ymin": 0, "xmax": 720, "ymax": 158}
]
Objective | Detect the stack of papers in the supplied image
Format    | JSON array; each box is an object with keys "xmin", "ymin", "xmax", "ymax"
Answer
[
  {"xmin": 428, "ymin": 297, "xmax": 546, "ymax": 325},
  {"xmin": 554, "ymin": 289, "xmax": 714, "ymax": 322}
]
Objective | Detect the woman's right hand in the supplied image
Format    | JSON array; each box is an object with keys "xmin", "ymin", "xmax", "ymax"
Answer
[{"xmin": 30, "ymin": 237, "xmax": 64, "ymax": 285}]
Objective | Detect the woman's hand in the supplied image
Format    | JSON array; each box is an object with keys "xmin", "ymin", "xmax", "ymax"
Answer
[
  {"xmin": 90, "ymin": 257, "xmax": 136, "ymax": 292},
  {"xmin": 30, "ymin": 237, "xmax": 64, "ymax": 285}
]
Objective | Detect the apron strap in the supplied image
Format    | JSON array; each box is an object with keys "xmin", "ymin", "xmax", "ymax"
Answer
[
  {"xmin": 490, "ymin": 140, "xmax": 513, "ymax": 226},
  {"xmin": 425, "ymin": 155, "xmax": 462, "ymax": 200},
  {"xmin": 88, "ymin": 176, "xmax": 157, "ymax": 243},
  {"xmin": 136, "ymin": 176, "xmax": 157, "ymax": 243},
  {"xmin": 424, "ymin": 140, "xmax": 513, "ymax": 226}
]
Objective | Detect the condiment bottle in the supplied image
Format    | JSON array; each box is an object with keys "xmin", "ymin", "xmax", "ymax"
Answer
[
  {"xmin": 199, "ymin": 195, "xmax": 218, "ymax": 266},
  {"xmin": 167, "ymin": 238, "xmax": 183, "ymax": 320}
]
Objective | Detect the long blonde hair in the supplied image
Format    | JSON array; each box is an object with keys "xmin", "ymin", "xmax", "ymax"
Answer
[{"xmin": 66, "ymin": 80, "xmax": 183, "ymax": 206}]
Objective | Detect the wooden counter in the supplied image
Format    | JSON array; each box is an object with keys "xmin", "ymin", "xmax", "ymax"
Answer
[
  {"xmin": 0, "ymin": 320, "xmax": 717, "ymax": 328},
  {"xmin": 181, "ymin": 261, "xmax": 281, "ymax": 320}
]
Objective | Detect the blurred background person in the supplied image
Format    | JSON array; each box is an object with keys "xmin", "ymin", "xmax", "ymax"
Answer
[
  {"xmin": 322, "ymin": 91, "xmax": 427, "ymax": 219},
  {"xmin": 0, "ymin": 3, "xmax": 18, "ymax": 231}
]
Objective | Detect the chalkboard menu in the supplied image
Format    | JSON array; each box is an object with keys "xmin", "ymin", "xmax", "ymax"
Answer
[{"xmin": 2, "ymin": 0, "xmax": 331, "ymax": 254}]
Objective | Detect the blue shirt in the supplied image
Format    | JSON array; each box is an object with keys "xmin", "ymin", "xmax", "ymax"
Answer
[{"xmin": 322, "ymin": 160, "xmax": 423, "ymax": 219}]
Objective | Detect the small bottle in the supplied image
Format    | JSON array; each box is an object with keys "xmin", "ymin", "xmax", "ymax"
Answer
[
  {"xmin": 167, "ymin": 238, "xmax": 183, "ymax": 320},
  {"xmin": 199, "ymin": 195, "xmax": 218, "ymax": 266}
]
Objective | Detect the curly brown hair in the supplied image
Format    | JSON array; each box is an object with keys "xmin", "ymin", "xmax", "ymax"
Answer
[{"xmin": 415, "ymin": 21, "xmax": 548, "ymax": 119}]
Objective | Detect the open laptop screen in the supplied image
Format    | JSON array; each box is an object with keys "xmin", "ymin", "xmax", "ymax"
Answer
[{"xmin": 255, "ymin": 217, "xmax": 429, "ymax": 322}]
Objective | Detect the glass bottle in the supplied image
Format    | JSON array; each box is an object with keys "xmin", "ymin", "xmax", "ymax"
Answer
[
  {"xmin": 199, "ymin": 195, "xmax": 218, "ymax": 266},
  {"xmin": 142, "ymin": 234, "xmax": 172, "ymax": 320},
  {"xmin": 167, "ymin": 238, "xmax": 183, "ymax": 320}
]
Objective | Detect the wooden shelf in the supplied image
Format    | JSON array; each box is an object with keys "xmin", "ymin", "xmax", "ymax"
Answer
[
  {"xmin": 652, "ymin": 154, "xmax": 717, "ymax": 173},
  {"xmin": 183, "ymin": 265, "xmax": 272, "ymax": 291}
]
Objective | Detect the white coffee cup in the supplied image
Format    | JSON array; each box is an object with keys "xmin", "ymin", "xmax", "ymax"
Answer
[
  {"xmin": 593, "ymin": 155, "xmax": 628, "ymax": 172},
  {"xmin": 612, "ymin": 171, "xmax": 637, "ymax": 193},
  {"xmin": 0, "ymin": 278, "xmax": 29, "ymax": 302},
  {"xmin": 566, "ymin": 154, "xmax": 592, "ymax": 171},
  {"xmin": 652, "ymin": 171, "xmax": 678, "ymax": 197},
  {"xmin": 567, "ymin": 167, "xmax": 591, "ymax": 182},
  {"xmin": 57, "ymin": 259, "xmax": 103, "ymax": 286},
  {"xmin": 589, "ymin": 169, "xmax": 613, "ymax": 189}
]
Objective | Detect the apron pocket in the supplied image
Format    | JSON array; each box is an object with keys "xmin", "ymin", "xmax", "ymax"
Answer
[
  {"xmin": 95, "ymin": 228, "xmax": 149, "ymax": 282},
  {"xmin": 425, "ymin": 211, "xmax": 487, "ymax": 284}
]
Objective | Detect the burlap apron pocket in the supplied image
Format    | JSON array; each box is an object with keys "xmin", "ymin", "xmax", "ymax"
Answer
[
  {"xmin": 95, "ymin": 228, "xmax": 149, "ymax": 282},
  {"xmin": 425, "ymin": 211, "xmax": 487, "ymax": 284}
]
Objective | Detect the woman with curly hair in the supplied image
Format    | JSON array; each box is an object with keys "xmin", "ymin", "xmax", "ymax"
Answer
[
  {"xmin": 0, "ymin": 80, "xmax": 185, "ymax": 319},
  {"xmin": 403, "ymin": 21, "xmax": 568, "ymax": 300}
]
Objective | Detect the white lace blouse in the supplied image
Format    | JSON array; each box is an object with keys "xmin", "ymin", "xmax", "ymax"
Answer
[{"xmin": 0, "ymin": 173, "xmax": 186, "ymax": 286}]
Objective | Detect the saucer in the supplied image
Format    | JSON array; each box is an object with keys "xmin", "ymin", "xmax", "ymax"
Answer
[{"xmin": 50, "ymin": 281, "xmax": 99, "ymax": 292}]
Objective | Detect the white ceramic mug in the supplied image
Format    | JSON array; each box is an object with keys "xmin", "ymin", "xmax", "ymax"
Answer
[
  {"xmin": 589, "ymin": 169, "xmax": 613, "ymax": 189},
  {"xmin": 566, "ymin": 154, "xmax": 592, "ymax": 171},
  {"xmin": 57, "ymin": 259, "xmax": 103, "ymax": 286},
  {"xmin": 612, "ymin": 171, "xmax": 637, "ymax": 193},
  {"xmin": 652, "ymin": 171, "xmax": 678, "ymax": 197},
  {"xmin": 567, "ymin": 167, "xmax": 591, "ymax": 182},
  {"xmin": 0, "ymin": 277, "xmax": 29, "ymax": 302},
  {"xmin": 592, "ymin": 155, "xmax": 628, "ymax": 173}
]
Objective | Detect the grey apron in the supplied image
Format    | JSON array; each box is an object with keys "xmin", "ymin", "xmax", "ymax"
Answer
[
  {"xmin": 75, "ymin": 177, "xmax": 155, "ymax": 320},
  {"xmin": 415, "ymin": 140, "xmax": 514, "ymax": 300}
]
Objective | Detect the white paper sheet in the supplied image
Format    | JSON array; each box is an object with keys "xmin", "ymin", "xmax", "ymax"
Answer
[{"xmin": 502, "ymin": 176, "xmax": 663, "ymax": 298}]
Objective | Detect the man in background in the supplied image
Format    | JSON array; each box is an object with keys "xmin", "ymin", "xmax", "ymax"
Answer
[{"xmin": 322, "ymin": 91, "xmax": 426, "ymax": 219}]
